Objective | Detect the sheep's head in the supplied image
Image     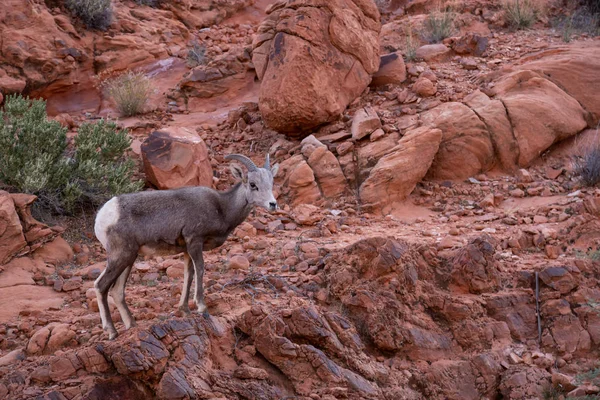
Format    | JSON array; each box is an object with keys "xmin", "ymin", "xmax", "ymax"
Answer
[{"xmin": 226, "ymin": 154, "xmax": 279, "ymax": 211}]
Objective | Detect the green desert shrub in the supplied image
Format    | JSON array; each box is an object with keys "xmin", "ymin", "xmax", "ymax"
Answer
[
  {"xmin": 65, "ymin": 0, "xmax": 113, "ymax": 31},
  {"xmin": 103, "ymin": 71, "xmax": 153, "ymax": 117},
  {"xmin": 0, "ymin": 94, "xmax": 142, "ymax": 213},
  {"xmin": 503, "ymin": 0, "xmax": 539, "ymax": 30}
]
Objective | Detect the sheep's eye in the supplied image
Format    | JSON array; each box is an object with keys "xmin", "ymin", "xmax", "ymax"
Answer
[{"xmin": 250, "ymin": 182, "xmax": 258, "ymax": 191}]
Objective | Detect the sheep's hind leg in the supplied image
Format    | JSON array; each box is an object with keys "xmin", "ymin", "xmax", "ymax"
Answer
[
  {"xmin": 110, "ymin": 265, "xmax": 136, "ymax": 329},
  {"xmin": 178, "ymin": 253, "xmax": 193, "ymax": 314},
  {"xmin": 95, "ymin": 248, "xmax": 138, "ymax": 340},
  {"xmin": 188, "ymin": 244, "xmax": 208, "ymax": 315}
]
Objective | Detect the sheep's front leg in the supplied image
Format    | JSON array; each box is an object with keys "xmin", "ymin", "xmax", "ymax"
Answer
[{"xmin": 187, "ymin": 243, "xmax": 207, "ymax": 314}]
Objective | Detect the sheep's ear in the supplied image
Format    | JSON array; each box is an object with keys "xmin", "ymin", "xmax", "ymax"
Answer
[
  {"xmin": 230, "ymin": 164, "xmax": 246, "ymax": 182},
  {"xmin": 271, "ymin": 163, "xmax": 279, "ymax": 177}
]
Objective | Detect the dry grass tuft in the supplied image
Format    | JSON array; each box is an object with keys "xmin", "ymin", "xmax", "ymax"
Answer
[
  {"xmin": 103, "ymin": 71, "xmax": 153, "ymax": 117},
  {"xmin": 503, "ymin": 0, "xmax": 540, "ymax": 30}
]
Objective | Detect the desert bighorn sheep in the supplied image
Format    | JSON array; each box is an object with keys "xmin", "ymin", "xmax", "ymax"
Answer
[{"xmin": 93, "ymin": 154, "xmax": 279, "ymax": 339}]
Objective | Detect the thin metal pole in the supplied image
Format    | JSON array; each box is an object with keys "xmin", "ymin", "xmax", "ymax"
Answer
[{"xmin": 535, "ymin": 271, "xmax": 541, "ymax": 344}]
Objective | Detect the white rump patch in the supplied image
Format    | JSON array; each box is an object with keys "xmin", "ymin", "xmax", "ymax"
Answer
[{"xmin": 94, "ymin": 197, "xmax": 120, "ymax": 250}]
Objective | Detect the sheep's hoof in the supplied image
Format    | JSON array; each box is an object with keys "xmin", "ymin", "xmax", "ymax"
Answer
[
  {"xmin": 196, "ymin": 302, "xmax": 207, "ymax": 314},
  {"xmin": 125, "ymin": 320, "xmax": 137, "ymax": 329},
  {"xmin": 178, "ymin": 305, "xmax": 191, "ymax": 315},
  {"xmin": 108, "ymin": 330, "xmax": 119, "ymax": 340}
]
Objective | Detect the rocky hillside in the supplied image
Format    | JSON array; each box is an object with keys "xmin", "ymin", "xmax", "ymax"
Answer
[{"xmin": 1, "ymin": 0, "xmax": 600, "ymax": 399}]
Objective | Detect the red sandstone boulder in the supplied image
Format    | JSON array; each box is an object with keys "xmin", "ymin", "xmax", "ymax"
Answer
[
  {"xmin": 415, "ymin": 43, "xmax": 451, "ymax": 61},
  {"xmin": 351, "ymin": 106, "xmax": 382, "ymax": 140},
  {"xmin": 141, "ymin": 127, "xmax": 213, "ymax": 190},
  {"xmin": 237, "ymin": 305, "xmax": 380, "ymax": 397},
  {"xmin": 0, "ymin": 191, "xmax": 27, "ymax": 265},
  {"xmin": 464, "ymin": 90, "xmax": 518, "ymax": 172},
  {"xmin": 370, "ymin": 52, "xmax": 407, "ymax": 87},
  {"xmin": 449, "ymin": 236, "xmax": 501, "ymax": 294},
  {"xmin": 450, "ymin": 33, "xmax": 489, "ymax": 56},
  {"xmin": 338, "ymin": 131, "xmax": 400, "ymax": 186},
  {"xmin": 178, "ymin": 51, "xmax": 246, "ymax": 99},
  {"xmin": 360, "ymin": 126, "xmax": 442, "ymax": 213},
  {"xmin": 499, "ymin": 365, "xmax": 551, "ymax": 399},
  {"xmin": 413, "ymin": 76, "xmax": 437, "ymax": 97},
  {"xmin": 515, "ymin": 42, "xmax": 600, "ymax": 125},
  {"xmin": 485, "ymin": 291, "xmax": 538, "ymax": 341},
  {"xmin": 253, "ymin": 0, "xmax": 381, "ymax": 135},
  {"xmin": 306, "ymin": 146, "xmax": 348, "ymax": 198},
  {"xmin": 275, "ymin": 155, "xmax": 321, "ymax": 206},
  {"xmin": 422, "ymin": 102, "xmax": 494, "ymax": 180},
  {"xmin": 492, "ymin": 70, "xmax": 587, "ymax": 167},
  {"xmin": 539, "ymin": 266, "xmax": 578, "ymax": 294}
]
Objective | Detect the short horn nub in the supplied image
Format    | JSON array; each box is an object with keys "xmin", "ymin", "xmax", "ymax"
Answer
[
  {"xmin": 264, "ymin": 154, "xmax": 270, "ymax": 169},
  {"xmin": 225, "ymin": 154, "xmax": 258, "ymax": 172}
]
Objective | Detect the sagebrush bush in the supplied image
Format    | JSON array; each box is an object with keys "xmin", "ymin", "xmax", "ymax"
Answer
[
  {"xmin": 187, "ymin": 41, "xmax": 207, "ymax": 67},
  {"xmin": 558, "ymin": 4, "xmax": 600, "ymax": 38},
  {"xmin": 576, "ymin": 146, "xmax": 600, "ymax": 187},
  {"xmin": 503, "ymin": 0, "xmax": 538, "ymax": 29},
  {"xmin": 0, "ymin": 95, "xmax": 142, "ymax": 213},
  {"xmin": 582, "ymin": 0, "xmax": 600, "ymax": 15},
  {"xmin": 404, "ymin": 23, "xmax": 418, "ymax": 61},
  {"xmin": 104, "ymin": 71, "xmax": 153, "ymax": 117},
  {"xmin": 421, "ymin": 10, "xmax": 456, "ymax": 43},
  {"xmin": 65, "ymin": 0, "xmax": 112, "ymax": 31},
  {"xmin": 0, "ymin": 96, "xmax": 70, "ymax": 196}
]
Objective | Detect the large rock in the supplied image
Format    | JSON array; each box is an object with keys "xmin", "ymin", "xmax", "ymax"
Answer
[
  {"xmin": 27, "ymin": 323, "xmax": 77, "ymax": 355},
  {"xmin": 416, "ymin": 44, "xmax": 451, "ymax": 62},
  {"xmin": 178, "ymin": 52, "xmax": 246, "ymax": 99},
  {"xmin": 275, "ymin": 155, "xmax": 322, "ymax": 206},
  {"xmin": 422, "ymin": 102, "xmax": 494, "ymax": 180},
  {"xmin": 22, "ymin": 316, "xmax": 286, "ymax": 399},
  {"xmin": 449, "ymin": 236, "xmax": 500, "ymax": 294},
  {"xmin": 539, "ymin": 266, "xmax": 578, "ymax": 294},
  {"xmin": 544, "ymin": 314, "xmax": 591, "ymax": 354},
  {"xmin": 425, "ymin": 360, "xmax": 479, "ymax": 399},
  {"xmin": 351, "ymin": 106, "xmax": 382, "ymax": 140},
  {"xmin": 499, "ymin": 365, "xmax": 551, "ymax": 400},
  {"xmin": 360, "ymin": 126, "xmax": 442, "ymax": 213},
  {"xmin": 370, "ymin": 52, "xmax": 407, "ymax": 86},
  {"xmin": 141, "ymin": 127, "xmax": 213, "ymax": 190},
  {"xmin": 339, "ymin": 131, "xmax": 400, "ymax": 186},
  {"xmin": 253, "ymin": 0, "xmax": 381, "ymax": 135},
  {"xmin": 450, "ymin": 33, "xmax": 489, "ymax": 56},
  {"xmin": 33, "ymin": 237, "xmax": 73, "ymax": 266},
  {"xmin": 306, "ymin": 146, "xmax": 348, "ymax": 198},
  {"xmin": 413, "ymin": 76, "xmax": 436, "ymax": 97},
  {"xmin": 0, "ymin": 191, "xmax": 27, "ymax": 265},
  {"xmin": 0, "ymin": 284, "xmax": 64, "ymax": 322},
  {"xmin": 324, "ymin": 237, "xmax": 455, "ymax": 360},
  {"xmin": 485, "ymin": 291, "xmax": 538, "ymax": 341},
  {"xmin": 238, "ymin": 305, "xmax": 380, "ymax": 397},
  {"xmin": 515, "ymin": 42, "xmax": 600, "ymax": 125},
  {"xmin": 464, "ymin": 90, "xmax": 518, "ymax": 172},
  {"xmin": 492, "ymin": 70, "xmax": 587, "ymax": 167}
]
